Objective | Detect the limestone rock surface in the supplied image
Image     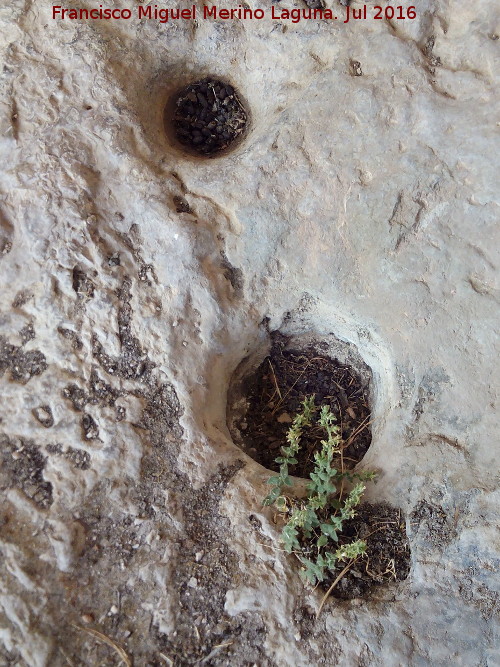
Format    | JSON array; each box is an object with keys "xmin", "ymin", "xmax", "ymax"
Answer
[{"xmin": 0, "ymin": 0, "xmax": 499, "ymax": 665}]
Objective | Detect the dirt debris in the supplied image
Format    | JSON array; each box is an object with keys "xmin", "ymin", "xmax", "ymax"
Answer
[{"xmin": 230, "ymin": 332, "xmax": 372, "ymax": 477}]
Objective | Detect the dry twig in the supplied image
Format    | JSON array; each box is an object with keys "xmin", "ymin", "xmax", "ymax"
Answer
[
  {"xmin": 316, "ymin": 559, "xmax": 357, "ymax": 618},
  {"xmin": 267, "ymin": 359, "xmax": 282, "ymax": 402},
  {"xmin": 71, "ymin": 623, "xmax": 132, "ymax": 667}
]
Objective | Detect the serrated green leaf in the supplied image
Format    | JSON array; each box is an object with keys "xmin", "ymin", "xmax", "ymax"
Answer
[
  {"xmin": 282, "ymin": 524, "xmax": 300, "ymax": 553},
  {"xmin": 299, "ymin": 556, "xmax": 326, "ymax": 585},
  {"xmin": 317, "ymin": 535, "xmax": 328, "ymax": 548},
  {"xmin": 320, "ymin": 523, "xmax": 338, "ymax": 541},
  {"xmin": 329, "ymin": 516, "xmax": 343, "ymax": 530},
  {"xmin": 335, "ymin": 539, "xmax": 367, "ymax": 561},
  {"xmin": 262, "ymin": 487, "xmax": 281, "ymax": 506},
  {"xmin": 275, "ymin": 496, "xmax": 287, "ymax": 512},
  {"xmin": 324, "ymin": 551, "xmax": 338, "ymax": 569}
]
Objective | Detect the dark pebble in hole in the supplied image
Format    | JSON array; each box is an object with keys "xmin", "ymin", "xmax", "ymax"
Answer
[{"xmin": 169, "ymin": 78, "xmax": 248, "ymax": 157}]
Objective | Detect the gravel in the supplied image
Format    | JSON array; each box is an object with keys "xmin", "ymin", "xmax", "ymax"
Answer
[{"xmin": 171, "ymin": 78, "xmax": 248, "ymax": 156}]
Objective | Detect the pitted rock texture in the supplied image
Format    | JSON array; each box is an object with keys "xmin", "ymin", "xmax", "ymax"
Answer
[{"xmin": 0, "ymin": 0, "xmax": 499, "ymax": 665}]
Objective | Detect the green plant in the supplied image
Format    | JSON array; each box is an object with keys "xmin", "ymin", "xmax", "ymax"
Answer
[{"xmin": 263, "ymin": 396, "xmax": 376, "ymax": 587}]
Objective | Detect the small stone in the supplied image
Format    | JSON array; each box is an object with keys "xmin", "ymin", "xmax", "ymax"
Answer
[
  {"xmin": 82, "ymin": 413, "xmax": 99, "ymax": 440},
  {"xmin": 277, "ymin": 413, "xmax": 292, "ymax": 423},
  {"xmin": 188, "ymin": 577, "xmax": 198, "ymax": 588},
  {"xmin": 350, "ymin": 59, "xmax": 363, "ymax": 76},
  {"xmin": 197, "ymin": 92, "xmax": 207, "ymax": 106}
]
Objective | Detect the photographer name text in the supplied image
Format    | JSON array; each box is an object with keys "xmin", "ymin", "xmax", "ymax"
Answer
[{"xmin": 52, "ymin": 4, "xmax": 417, "ymax": 24}]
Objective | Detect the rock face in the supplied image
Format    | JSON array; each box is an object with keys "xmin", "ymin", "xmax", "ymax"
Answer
[{"xmin": 0, "ymin": 1, "xmax": 499, "ymax": 665}]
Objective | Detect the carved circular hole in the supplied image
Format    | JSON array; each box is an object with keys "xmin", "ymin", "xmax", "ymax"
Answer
[
  {"xmin": 165, "ymin": 77, "xmax": 249, "ymax": 158},
  {"xmin": 227, "ymin": 332, "xmax": 412, "ymax": 599},
  {"xmin": 227, "ymin": 332, "xmax": 373, "ymax": 478}
]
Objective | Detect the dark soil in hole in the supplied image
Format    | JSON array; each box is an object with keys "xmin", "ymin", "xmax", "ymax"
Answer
[
  {"xmin": 234, "ymin": 333, "xmax": 371, "ymax": 477},
  {"xmin": 322, "ymin": 503, "xmax": 411, "ymax": 600},
  {"xmin": 170, "ymin": 78, "xmax": 247, "ymax": 156}
]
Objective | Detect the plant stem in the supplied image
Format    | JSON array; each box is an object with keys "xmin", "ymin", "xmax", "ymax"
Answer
[{"xmin": 316, "ymin": 558, "xmax": 357, "ymax": 618}]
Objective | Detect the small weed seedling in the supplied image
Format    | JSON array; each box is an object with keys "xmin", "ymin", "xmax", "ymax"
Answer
[{"xmin": 263, "ymin": 396, "xmax": 375, "ymax": 596}]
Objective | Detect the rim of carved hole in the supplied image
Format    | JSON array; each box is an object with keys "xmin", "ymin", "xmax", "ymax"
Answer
[
  {"xmin": 164, "ymin": 77, "xmax": 250, "ymax": 158},
  {"xmin": 227, "ymin": 331, "xmax": 373, "ymax": 479}
]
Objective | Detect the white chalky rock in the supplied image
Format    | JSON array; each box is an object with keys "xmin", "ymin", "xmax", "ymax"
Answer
[{"xmin": 0, "ymin": 0, "xmax": 498, "ymax": 665}]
